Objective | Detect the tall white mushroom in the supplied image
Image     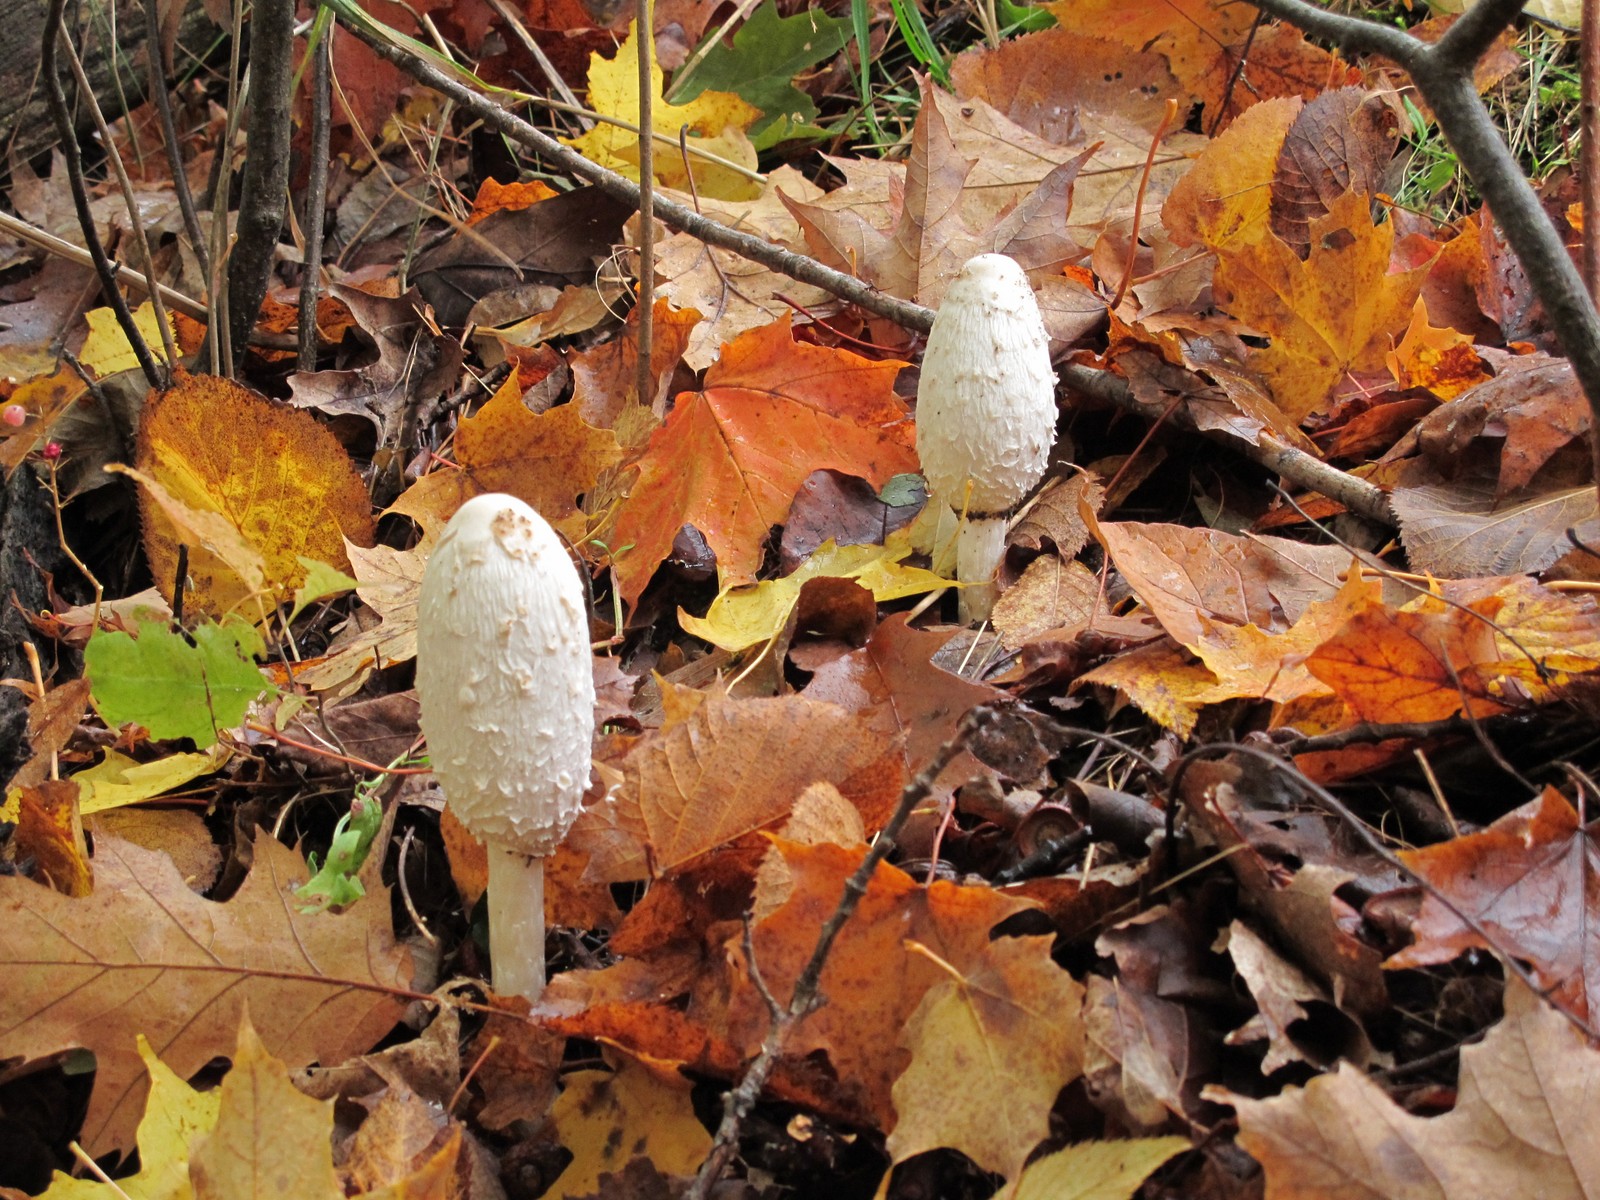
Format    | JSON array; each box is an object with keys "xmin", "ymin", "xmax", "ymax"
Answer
[
  {"xmin": 415, "ymin": 493, "xmax": 594, "ymax": 1000},
  {"xmin": 916, "ymin": 253, "xmax": 1057, "ymax": 624}
]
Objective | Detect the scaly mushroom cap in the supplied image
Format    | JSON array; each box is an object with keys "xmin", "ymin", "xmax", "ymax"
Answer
[
  {"xmin": 416, "ymin": 493, "xmax": 594, "ymax": 857},
  {"xmin": 916, "ymin": 253, "xmax": 1057, "ymax": 515}
]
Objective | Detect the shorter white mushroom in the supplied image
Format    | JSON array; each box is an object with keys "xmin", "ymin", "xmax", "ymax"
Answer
[
  {"xmin": 415, "ymin": 493, "xmax": 594, "ymax": 1000},
  {"xmin": 916, "ymin": 254, "xmax": 1057, "ymax": 624}
]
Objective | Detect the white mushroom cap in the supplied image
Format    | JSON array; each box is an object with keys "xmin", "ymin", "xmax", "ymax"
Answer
[
  {"xmin": 415, "ymin": 493, "xmax": 594, "ymax": 858},
  {"xmin": 916, "ymin": 253, "xmax": 1057, "ymax": 515}
]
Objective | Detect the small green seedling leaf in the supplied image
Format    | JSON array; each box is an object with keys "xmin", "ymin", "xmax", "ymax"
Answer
[
  {"xmin": 675, "ymin": 0, "xmax": 851, "ymax": 149},
  {"xmin": 996, "ymin": 0, "xmax": 1055, "ymax": 33},
  {"xmin": 296, "ymin": 787, "xmax": 385, "ymax": 913},
  {"xmin": 85, "ymin": 618, "xmax": 274, "ymax": 747},
  {"xmin": 288, "ymin": 556, "xmax": 359, "ymax": 625}
]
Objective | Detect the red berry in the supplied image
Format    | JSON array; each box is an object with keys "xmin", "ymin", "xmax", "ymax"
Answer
[{"xmin": 2, "ymin": 405, "xmax": 24, "ymax": 427}]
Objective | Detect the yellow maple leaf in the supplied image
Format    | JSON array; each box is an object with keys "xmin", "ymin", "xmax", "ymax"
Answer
[
  {"xmin": 1213, "ymin": 191, "xmax": 1427, "ymax": 423},
  {"xmin": 567, "ymin": 21, "xmax": 761, "ymax": 201}
]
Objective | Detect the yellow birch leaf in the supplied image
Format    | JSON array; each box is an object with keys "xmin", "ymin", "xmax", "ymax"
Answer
[{"xmin": 74, "ymin": 746, "xmax": 233, "ymax": 817}]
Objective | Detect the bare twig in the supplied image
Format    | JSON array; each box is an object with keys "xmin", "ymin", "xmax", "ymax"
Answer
[
  {"xmin": 1584, "ymin": 0, "xmax": 1599, "ymax": 299},
  {"xmin": 143, "ymin": 0, "xmax": 209, "ymax": 277},
  {"xmin": 41, "ymin": 0, "xmax": 162, "ymax": 389},
  {"xmin": 336, "ymin": 16, "xmax": 1398, "ymax": 526},
  {"xmin": 635, "ymin": 0, "xmax": 655, "ymax": 411},
  {"xmin": 686, "ymin": 706, "xmax": 998, "ymax": 1198},
  {"xmin": 299, "ymin": 17, "xmax": 334, "ymax": 371},
  {"xmin": 0, "ymin": 210, "xmax": 209, "ymax": 322},
  {"xmin": 59, "ymin": 35, "xmax": 179, "ymax": 375}
]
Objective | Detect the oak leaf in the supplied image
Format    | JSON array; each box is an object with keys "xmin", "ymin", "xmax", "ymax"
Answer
[
  {"xmin": 610, "ymin": 315, "xmax": 914, "ymax": 606},
  {"xmin": 0, "ymin": 831, "xmax": 412, "ymax": 1154},
  {"xmin": 1226, "ymin": 980, "xmax": 1600, "ymax": 1198}
]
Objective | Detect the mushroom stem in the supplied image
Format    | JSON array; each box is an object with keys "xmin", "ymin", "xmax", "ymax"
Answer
[
  {"xmin": 486, "ymin": 842, "xmax": 548, "ymax": 1000},
  {"xmin": 955, "ymin": 515, "xmax": 1007, "ymax": 625}
]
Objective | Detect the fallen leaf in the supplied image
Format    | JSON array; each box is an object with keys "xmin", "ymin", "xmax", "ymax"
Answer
[
  {"xmin": 610, "ymin": 314, "xmax": 914, "ymax": 606},
  {"xmin": 1390, "ymin": 788, "xmax": 1600, "ymax": 1023},
  {"xmin": 1012, "ymin": 1136, "xmax": 1191, "ymax": 1200},
  {"xmin": 1213, "ymin": 191, "xmax": 1426, "ymax": 422},
  {"xmin": 548, "ymin": 1053, "xmax": 712, "ymax": 1199},
  {"xmin": 567, "ymin": 20, "xmax": 760, "ymax": 200},
  {"xmin": 1226, "ymin": 980, "xmax": 1600, "ymax": 1198},
  {"xmin": 189, "ymin": 1014, "xmax": 342, "ymax": 1200},
  {"xmin": 0, "ymin": 831, "xmax": 411, "ymax": 1154},
  {"xmin": 134, "ymin": 373, "xmax": 376, "ymax": 618},
  {"xmin": 679, "ymin": 531, "xmax": 948, "ymax": 651},
  {"xmin": 887, "ymin": 935, "xmax": 1086, "ymax": 1183},
  {"xmin": 36, "ymin": 1036, "xmax": 221, "ymax": 1199}
]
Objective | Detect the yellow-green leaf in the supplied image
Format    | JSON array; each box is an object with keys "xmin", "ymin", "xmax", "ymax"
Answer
[{"xmin": 678, "ymin": 532, "xmax": 949, "ymax": 651}]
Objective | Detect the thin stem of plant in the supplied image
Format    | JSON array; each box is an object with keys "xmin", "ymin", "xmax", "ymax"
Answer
[
  {"xmin": 635, "ymin": 0, "xmax": 655, "ymax": 412},
  {"xmin": 143, "ymin": 0, "xmax": 210, "ymax": 276},
  {"xmin": 41, "ymin": 0, "xmax": 162, "ymax": 388},
  {"xmin": 686, "ymin": 706, "xmax": 997, "ymax": 1199},
  {"xmin": 59, "ymin": 35, "xmax": 179, "ymax": 374},
  {"xmin": 299, "ymin": 17, "xmax": 334, "ymax": 371}
]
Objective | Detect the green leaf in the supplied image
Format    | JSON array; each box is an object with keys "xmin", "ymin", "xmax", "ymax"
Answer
[
  {"xmin": 85, "ymin": 619, "xmax": 274, "ymax": 747},
  {"xmin": 296, "ymin": 789, "xmax": 384, "ymax": 913},
  {"xmin": 288, "ymin": 556, "xmax": 358, "ymax": 625},
  {"xmin": 996, "ymin": 0, "xmax": 1055, "ymax": 33},
  {"xmin": 674, "ymin": 0, "xmax": 850, "ymax": 148}
]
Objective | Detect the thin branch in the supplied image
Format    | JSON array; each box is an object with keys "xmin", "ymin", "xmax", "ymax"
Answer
[
  {"xmin": 144, "ymin": 0, "xmax": 210, "ymax": 276},
  {"xmin": 1582, "ymin": 0, "xmax": 1599, "ymax": 301},
  {"xmin": 41, "ymin": 0, "xmax": 162, "ymax": 389},
  {"xmin": 59, "ymin": 35, "xmax": 179, "ymax": 374},
  {"xmin": 299, "ymin": 17, "xmax": 334, "ymax": 371},
  {"xmin": 0, "ymin": 210, "xmax": 210, "ymax": 322},
  {"xmin": 686, "ymin": 706, "xmax": 998, "ymax": 1199},
  {"xmin": 1246, "ymin": 0, "xmax": 1420, "ymax": 65},
  {"xmin": 635, "ymin": 0, "xmax": 655, "ymax": 412},
  {"xmin": 1431, "ymin": 0, "xmax": 1526, "ymax": 65},
  {"xmin": 338, "ymin": 15, "xmax": 1397, "ymax": 526}
]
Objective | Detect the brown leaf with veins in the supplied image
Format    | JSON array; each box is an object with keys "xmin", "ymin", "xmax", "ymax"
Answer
[
  {"xmin": 1268, "ymin": 88, "xmax": 1399, "ymax": 257},
  {"xmin": 952, "ymin": 28, "xmax": 1177, "ymax": 144},
  {"xmin": 1097, "ymin": 520, "xmax": 1354, "ymax": 650},
  {"xmin": 581, "ymin": 686, "xmax": 903, "ymax": 879},
  {"xmin": 1390, "ymin": 788, "xmax": 1600, "ymax": 1024},
  {"xmin": 804, "ymin": 613, "xmax": 1004, "ymax": 793},
  {"xmin": 0, "ymin": 832, "xmax": 411, "ymax": 1155},
  {"xmin": 1226, "ymin": 980, "xmax": 1600, "ymax": 1198},
  {"xmin": 1307, "ymin": 594, "xmax": 1523, "ymax": 723},
  {"xmin": 569, "ymin": 297, "xmax": 700, "ymax": 437},
  {"xmin": 647, "ymin": 166, "xmax": 834, "ymax": 370}
]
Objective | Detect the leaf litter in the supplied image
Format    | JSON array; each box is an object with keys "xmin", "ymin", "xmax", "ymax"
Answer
[{"xmin": 3, "ymin": 0, "xmax": 1600, "ymax": 1196}]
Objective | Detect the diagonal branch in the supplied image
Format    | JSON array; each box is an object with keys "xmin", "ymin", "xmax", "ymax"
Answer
[{"xmin": 1253, "ymin": 0, "xmax": 1600, "ymax": 483}]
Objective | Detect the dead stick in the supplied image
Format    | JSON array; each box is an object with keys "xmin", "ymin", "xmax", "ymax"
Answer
[
  {"xmin": 686, "ymin": 706, "xmax": 998, "ymax": 1199},
  {"xmin": 336, "ymin": 17, "xmax": 1395, "ymax": 526}
]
